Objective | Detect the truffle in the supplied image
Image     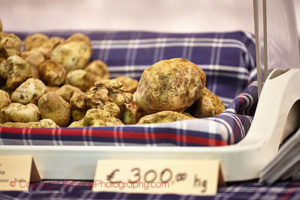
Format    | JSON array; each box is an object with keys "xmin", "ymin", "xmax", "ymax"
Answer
[
  {"xmin": 137, "ymin": 111, "xmax": 194, "ymax": 124},
  {"xmin": 134, "ymin": 58, "xmax": 206, "ymax": 113},
  {"xmin": 193, "ymin": 87, "xmax": 225, "ymax": 118}
]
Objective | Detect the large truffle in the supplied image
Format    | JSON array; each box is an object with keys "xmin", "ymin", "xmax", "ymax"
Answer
[
  {"xmin": 193, "ymin": 87, "xmax": 225, "ymax": 118},
  {"xmin": 137, "ymin": 111, "xmax": 194, "ymax": 124},
  {"xmin": 133, "ymin": 58, "xmax": 206, "ymax": 113},
  {"xmin": 38, "ymin": 91, "xmax": 71, "ymax": 127}
]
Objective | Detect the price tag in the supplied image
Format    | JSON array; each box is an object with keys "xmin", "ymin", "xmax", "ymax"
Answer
[
  {"xmin": 93, "ymin": 159, "xmax": 224, "ymax": 195},
  {"xmin": 0, "ymin": 155, "xmax": 41, "ymax": 191}
]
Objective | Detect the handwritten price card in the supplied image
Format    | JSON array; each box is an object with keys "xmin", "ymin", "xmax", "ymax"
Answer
[{"xmin": 93, "ymin": 160, "xmax": 224, "ymax": 195}]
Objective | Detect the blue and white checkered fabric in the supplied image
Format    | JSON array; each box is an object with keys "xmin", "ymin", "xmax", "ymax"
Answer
[
  {"xmin": 1, "ymin": 180, "xmax": 299, "ymax": 200},
  {"xmin": 0, "ymin": 30, "xmax": 257, "ymax": 146}
]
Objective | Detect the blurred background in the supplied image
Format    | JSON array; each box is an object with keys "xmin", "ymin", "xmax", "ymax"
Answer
[{"xmin": 0, "ymin": 0, "xmax": 299, "ymax": 35}]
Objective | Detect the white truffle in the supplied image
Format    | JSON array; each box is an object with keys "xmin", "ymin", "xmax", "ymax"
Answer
[
  {"xmin": 0, "ymin": 55, "xmax": 32, "ymax": 90},
  {"xmin": 38, "ymin": 91, "xmax": 71, "ymax": 127},
  {"xmin": 0, "ymin": 32, "xmax": 22, "ymax": 58},
  {"xmin": 1, "ymin": 119, "xmax": 58, "ymax": 128},
  {"xmin": 38, "ymin": 60, "xmax": 66, "ymax": 86},
  {"xmin": 69, "ymin": 109, "xmax": 123, "ymax": 127},
  {"xmin": 134, "ymin": 58, "xmax": 206, "ymax": 113},
  {"xmin": 1, "ymin": 103, "xmax": 40, "ymax": 122},
  {"xmin": 66, "ymin": 69, "xmax": 95, "ymax": 91},
  {"xmin": 50, "ymin": 41, "xmax": 91, "ymax": 72},
  {"xmin": 137, "ymin": 111, "xmax": 194, "ymax": 124},
  {"xmin": 56, "ymin": 85, "xmax": 82, "ymax": 103},
  {"xmin": 11, "ymin": 78, "xmax": 46, "ymax": 104},
  {"xmin": 85, "ymin": 60, "xmax": 110, "ymax": 80}
]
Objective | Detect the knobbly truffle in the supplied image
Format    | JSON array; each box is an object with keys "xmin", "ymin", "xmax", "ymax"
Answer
[
  {"xmin": 134, "ymin": 58, "xmax": 206, "ymax": 113},
  {"xmin": 24, "ymin": 34, "xmax": 64, "ymax": 58},
  {"xmin": 70, "ymin": 91, "xmax": 87, "ymax": 110},
  {"xmin": 67, "ymin": 33, "xmax": 92, "ymax": 51},
  {"xmin": 56, "ymin": 84, "xmax": 82, "ymax": 103},
  {"xmin": 0, "ymin": 55, "xmax": 32, "ymax": 90},
  {"xmin": 1, "ymin": 119, "xmax": 58, "ymax": 128},
  {"xmin": 38, "ymin": 91, "xmax": 71, "ymax": 127},
  {"xmin": 24, "ymin": 33, "xmax": 49, "ymax": 51},
  {"xmin": 40, "ymin": 37, "xmax": 65, "ymax": 56},
  {"xmin": 85, "ymin": 60, "xmax": 110, "ymax": 80},
  {"xmin": 11, "ymin": 78, "xmax": 46, "ymax": 104},
  {"xmin": 137, "ymin": 111, "xmax": 194, "ymax": 124},
  {"xmin": 0, "ymin": 32, "xmax": 22, "ymax": 58},
  {"xmin": 66, "ymin": 69, "xmax": 95, "ymax": 91},
  {"xmin": 50, "ymin": 41, "xmax": 91, "ymax": 71},
  {"xmin": 39, "ymin": 60, "xmax": 67, "ymax": 86},
  {"xmin": 85, "ymin": 79, "xmax": 132, "ymax": 117},
  {"xmin": 193, "ymin": 87, "xmax": 225, "ymax": 118},
  {"xmin": 116, "ymin": 76, "xmax": 138, "ymax": 93},
  {"xmin": 1, "ymin": 103, "xmax": 40, "ymax": 123},
  {"xmin": 69, "ymin": 108, "xmax": 123, "ymax": 127}
]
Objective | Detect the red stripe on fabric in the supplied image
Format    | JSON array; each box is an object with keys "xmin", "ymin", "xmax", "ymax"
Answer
[
  {"xmin": 1, "ymin": 127, "xmax": 227, "ymax": 146},
  {"xmin": 279, "ymin": 183, "xmax": 300, "ymax": 200}
]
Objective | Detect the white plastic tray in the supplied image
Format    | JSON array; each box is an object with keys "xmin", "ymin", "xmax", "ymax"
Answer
[{"xmin": 1, "ymin": 68, "xmax": 300, "ymax": 181}]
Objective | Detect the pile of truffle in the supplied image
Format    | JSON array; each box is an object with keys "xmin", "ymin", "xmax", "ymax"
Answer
[{"xmin": 0, "ymin": 20, "xmax": 225, "ymax": 128}]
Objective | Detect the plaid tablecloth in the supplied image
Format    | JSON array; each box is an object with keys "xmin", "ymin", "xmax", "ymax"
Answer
[
  {"xmin": 1, "ymin": 180, "xmax": 300, "ymax": 200},
  {"xmin": 2, "ymin": 30, "xmax": 298, "ymax": 200},
  {"xmin": 0, "ymin": 30, "xmax": 257, "ymax": 147}
]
